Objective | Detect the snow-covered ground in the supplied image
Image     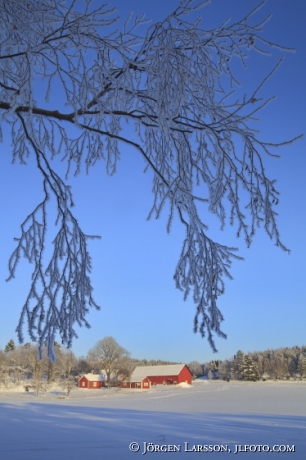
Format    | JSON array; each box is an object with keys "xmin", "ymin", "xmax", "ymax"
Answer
[{"xmin": 0, "ymin": 380, "xmax": 305, "ymax": 459}]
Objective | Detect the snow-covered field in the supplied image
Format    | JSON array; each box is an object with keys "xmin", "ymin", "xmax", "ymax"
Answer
[{"xmin": 0, "ymin": 380, "xmax": 305, "ymax": 459}]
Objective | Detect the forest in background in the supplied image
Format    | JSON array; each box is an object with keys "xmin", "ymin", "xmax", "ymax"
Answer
[
  {"xmin": 197, "ymin": 345, "xmax": 306, "ymax": 381},
  {"xmin": 1, "ymin": 339, "xmax": 305, "ymax": 396}
]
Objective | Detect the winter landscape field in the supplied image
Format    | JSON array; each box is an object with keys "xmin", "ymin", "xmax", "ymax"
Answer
[{"xmin": 0, "ymin": 379, "xmax": 305, "ymax": 460}]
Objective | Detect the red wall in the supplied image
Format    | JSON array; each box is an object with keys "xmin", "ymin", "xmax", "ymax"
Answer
[
  {"xmin": 148, "ymin": 375, "xmax": 177, "ymax": 385},
  {"xmin": 121, "ymin": 378, "xmax": 151, "ymax": 389},
  {"xmin": 142, "ymin": 377, "xmax": 151, "ymax": 389},
  {"xmin": 177, "ymin": 365, "xmax": 193, "ymax": 385},
  {"xmin": 148, "ymin": 366, "xmax": 192, "ymax": 386},
  {"xmin": 78, "ymin": 376, "xmax": 102, "ymax": 389},
  {"xmin": 121, "ymin": 366, "xmax": 193, "ymax": 389}
]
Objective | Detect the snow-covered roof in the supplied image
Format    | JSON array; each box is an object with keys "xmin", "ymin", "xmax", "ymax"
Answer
[
  {"xmin": 127, "ymin": 364, "xmax": 187, "ymax": 382},
  {"xmin": 79, "ymin": 373, "xmax": 103, "ymax": 382}
]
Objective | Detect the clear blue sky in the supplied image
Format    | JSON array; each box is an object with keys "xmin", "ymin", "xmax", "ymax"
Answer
[{"xmin": 0, "ymin": 0, "xmax": 305, "ymax": 364}]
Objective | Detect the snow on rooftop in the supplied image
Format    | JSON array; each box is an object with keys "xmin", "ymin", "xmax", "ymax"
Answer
[
  {"xmin": 127, "ymin": 364, "xmax": 187, "ymax": 382},
  {"xmin": 79, "ymin": 373, "xmax": 103, "ymax": 382}
]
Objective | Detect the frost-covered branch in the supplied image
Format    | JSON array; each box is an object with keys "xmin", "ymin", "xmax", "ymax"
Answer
[
  {"xmin": 0, "ymin": 0, "xmax": 301, "ymax": 357},
  {"xmin": 6, "ymin": 114, "xmax": 100, "ymax": 362}
]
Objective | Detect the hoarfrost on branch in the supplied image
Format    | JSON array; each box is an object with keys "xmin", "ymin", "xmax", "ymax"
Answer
[{"xmin": 0, "ymin": 0, "xmax": 300, "ymax": 359}]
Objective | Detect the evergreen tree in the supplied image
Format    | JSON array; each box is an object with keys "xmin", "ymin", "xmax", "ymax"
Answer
[
  {"xmin": 203, "ymin": 345, "xmax": 306, "ymax": 381},
  {"xmin": 4, "ymin": 339, "xmax": 16, "ymax": 353},
  {"xmin": 241, "ymin": 354, "xmax": 259, "ymax": 381},
  {"xmin": 234, "ymin": 350, "xmax": 245, "ymax": 380}
]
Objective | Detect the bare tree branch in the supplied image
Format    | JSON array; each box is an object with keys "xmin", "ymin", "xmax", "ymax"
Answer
[{"xmin": 0, "ymin": 0, "xmax": 301, "ymax": 359}]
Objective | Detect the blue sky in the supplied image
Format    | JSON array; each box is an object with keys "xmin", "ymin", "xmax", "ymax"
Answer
[{"xmin": 0, "ymin": 0, "xmax": 305, "ymax": 364}]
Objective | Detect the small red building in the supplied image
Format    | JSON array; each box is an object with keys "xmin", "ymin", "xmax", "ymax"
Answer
[
  {"xmin": 78, "ymin": 373, "xmax": 103, "ymax": 389},
  {"xmin": 122, "ymin": 364, "xmax": 192, "ymax": 389}
]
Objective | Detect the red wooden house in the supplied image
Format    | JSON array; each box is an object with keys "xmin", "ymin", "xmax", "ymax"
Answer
[
  {"xmin": 78, "ymin": 373, "xmax": 103, "ymax": 389},
  {"xmin": 122, "ymin": 364, "xmax": 192, "ymax": 389}
]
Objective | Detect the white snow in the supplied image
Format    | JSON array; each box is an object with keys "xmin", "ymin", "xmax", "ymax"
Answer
[
  {"xmin": 0, "ymin": 380, "xmax": 305, "ymax": 459},
  {"xmin": 78, "ymin": 373, "xmax": 104, "ymax": 382},
  {"xmin": 128, "ymin": 364, "xmax": 188, "ymax": 381}
]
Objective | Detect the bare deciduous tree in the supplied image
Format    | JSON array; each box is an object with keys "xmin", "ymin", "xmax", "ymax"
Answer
[
  {"xmin": 59, "ymin": 350, "xmax": 77, "ymax": 378},
  {"xmin": 0, "ymin": 350, "xmax": 7, "ymax": 388},
  {"xmin": 25, "ymin": 345, "xmax": 48, "ymax": 395},
  {"xmin": 46, "ymin": 343, "xmax": 63, "ymax": 384},
  {"xmin": 75, "ymin": 357, "xmax": 91, "ymax": 376},
  {"xmin": 4, "ymin": 347, "xmax": 27, "ymax": 384},
  {"xmin": 87, "ymin": 336, "xmax": 130, "ymax": 385},
  {"xmin": 25, "ymin": 346, "xmax": 46, "ymax": 375},
  {"xmin": 218, "ymin": 359, "xmax": 231, "ymax": 380},
  {"xmin": 0, "ymin": 0, "xmax": 301, "ymax": 360},
  {"xmin": 188, "ymin": 361, "xmax": 203, "ymax": 379},
  {"xmin": 113, "ymin": 355, "xmax": 135, "ymax": 384},
  {"xmin": 60, "ymin": 375, "xmax": 76, "ymax": 397}
]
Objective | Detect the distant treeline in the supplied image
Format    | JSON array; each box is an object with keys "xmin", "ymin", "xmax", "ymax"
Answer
[
  {"xmin": 188, "ymin": 345, "xmax": 306, "ymax": 381},
  {"xmin": 0, "ymin": 338, "xmax": 183, "ymax": 391},
  {"xmin": 131, "ymin": 358, "xmax": 181, "ymax": 367},
  {"xmin": 2, "ymin": 339, "xmax": 305, "ymax": 388}
]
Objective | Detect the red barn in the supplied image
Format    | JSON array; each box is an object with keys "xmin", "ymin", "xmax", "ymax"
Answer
[
  {"xmin": 78, "ymin": 373, "xmax": 103, "ymax": 389},
  {"xmin": 122, "ymin": 364, "xmax": 192, "ymax": 389}
]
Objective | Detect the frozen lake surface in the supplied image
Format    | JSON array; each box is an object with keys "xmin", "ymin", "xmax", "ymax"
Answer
[{"xmin": 0, "ymin": 380, "xmax": 305, "ymax": 459}]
